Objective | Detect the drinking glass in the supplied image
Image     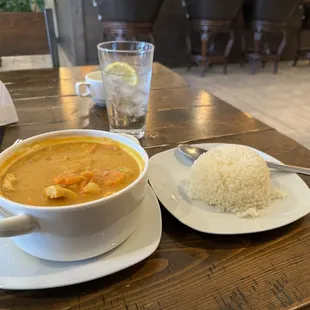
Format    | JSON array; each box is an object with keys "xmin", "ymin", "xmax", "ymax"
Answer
[{"xmin": 97, "ymin": 41, "xmax": 154, "ymax": 139}]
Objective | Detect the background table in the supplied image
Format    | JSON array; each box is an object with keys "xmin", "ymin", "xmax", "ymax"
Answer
[{"xmin": 1, "ymin": 64, "xmax": 310, "ymax": 310}]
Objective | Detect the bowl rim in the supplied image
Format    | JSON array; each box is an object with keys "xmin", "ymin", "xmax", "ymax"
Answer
[
  {"xmin": 97, "ymin": 41, "xmax": 154, "ymax": 55},
  {"xmin": 0, "ymin": 129, "xmax": 149, "ymax": 212}
]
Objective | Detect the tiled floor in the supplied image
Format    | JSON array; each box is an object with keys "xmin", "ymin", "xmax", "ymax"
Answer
[{"xmin": 173, "ymin": 62, "xmax": 310, "ymax": 149}]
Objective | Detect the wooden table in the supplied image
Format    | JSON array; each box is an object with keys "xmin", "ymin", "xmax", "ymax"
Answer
[{"xmin": 0, "ymin": 64, "xmax": 310, "ymax": 310}]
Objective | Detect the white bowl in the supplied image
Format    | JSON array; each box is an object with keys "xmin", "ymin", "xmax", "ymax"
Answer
[{"xmin": 0, "ymin": 130, "xmax": 149, "ymax": 261}]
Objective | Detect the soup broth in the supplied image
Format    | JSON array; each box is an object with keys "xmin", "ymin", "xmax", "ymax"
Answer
[{"xmin": 0, "ymin": 136, "xmax": 142, "ymax": 206}]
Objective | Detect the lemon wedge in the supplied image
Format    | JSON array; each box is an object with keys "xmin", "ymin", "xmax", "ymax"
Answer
[{"xmin": 104, "ymin": 62, "xmax": 138, "ymax": 86}]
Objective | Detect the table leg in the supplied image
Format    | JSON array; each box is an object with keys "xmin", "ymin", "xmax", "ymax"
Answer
[
  {"xmin": 224, "ymin": 30, "xmax": 234, "ymax": 74},
  {"xmin": 186, "ymin": 24, "xmax": 192, "ymax": 71},
  {"xmin": 240, "ymin": 32, "xmax": 246, "ymax": 67},
  {"xmin": 200, "ymin": 30, "xmax": 209, "ymax": 77},
  {"xmin": 250, "ymin": 30, "xmax": 263, "ymax": 74},
  {"xmin": 293, "ymin": 30, "xmax": 301, "ymax": 67},
  {"xmin": 274, "ymin": 31, "xmax": 287, "ymax": 74}
]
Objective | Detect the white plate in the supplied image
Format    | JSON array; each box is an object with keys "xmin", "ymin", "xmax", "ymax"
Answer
[
  {"xmin": 0, "ymin": 185, "xmax": 161, "ymax": 290},
  {"xmin": 149, "ymin": 143, "xmax": 310, "ymax": 235}
]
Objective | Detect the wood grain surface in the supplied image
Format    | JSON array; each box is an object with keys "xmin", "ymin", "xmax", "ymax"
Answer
[
  {"xmin": 0, "ymin": 63, "xmax": 310, "ymax": 310},
  {"xmin": 0, "ymin": 12, "xmax": 49, "ymax": 57}
]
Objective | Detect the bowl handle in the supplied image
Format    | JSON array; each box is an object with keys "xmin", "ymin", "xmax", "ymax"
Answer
[{"xmin": 0, "ymin": 211, "xmax": 38, "ymax": 237}]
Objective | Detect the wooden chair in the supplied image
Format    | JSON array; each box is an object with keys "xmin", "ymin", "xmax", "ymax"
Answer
[
  {"xmin": 293, "ymin": 0, "xmax": 310, "ymax": 66},
  {"xmin": 184, "ymin": 0, "xmax": 244, "ymax": 76},
  {"xmin": 92, "ymin": 0, "xmax": 163, "ymax": 43},
  {"xmin": 242, "ymin": 0, "xmax": 301, "ymax": 74},
  {"xmin": 0, "ymin": 9, "xmax": 59, "ymax": 68}
]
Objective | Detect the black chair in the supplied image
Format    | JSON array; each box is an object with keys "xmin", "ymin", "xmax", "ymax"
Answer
[
  {"xmin": 92, "ymin": 0, "xmax": 163, "ymax": 43},
  {"xmin": 293, "ymin": 0, "xmax": 310, "ymax": 66},
  {"xmin": 243, "ymin": 0, "xmax": 301, "ymax": 74},
  {"xmin": 184, "ymin": 0, "xmax": 244, "ymax": 76}
]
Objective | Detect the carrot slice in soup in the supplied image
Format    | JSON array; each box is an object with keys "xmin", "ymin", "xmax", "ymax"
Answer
[{"xmin": 54, "ymin": 174, "xmax": 84, "ymax": 185}]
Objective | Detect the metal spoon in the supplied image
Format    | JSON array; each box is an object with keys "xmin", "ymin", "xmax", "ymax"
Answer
[{"xmin": 178, "ymin": 144, "xmax": 310, "ymax": 176}]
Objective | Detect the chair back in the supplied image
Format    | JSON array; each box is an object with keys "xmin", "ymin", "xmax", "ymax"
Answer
[
  {"xmin": 249, "ymin": 0, "xmax": 301, "ymax": 23},
  {"xmin": 96, "ymin": 0, "xmax": 163, "ymax": 23},
  {"xmin": 303, "ymin": 1, "xmax": 310, "ymax": 28},
  {"xmin": 186, "ymin": 0, "xmax": 244, "ymax": 20},
  {"xmin": 0, "ymin": 9, "xmax": 59, "ymax": 67}
]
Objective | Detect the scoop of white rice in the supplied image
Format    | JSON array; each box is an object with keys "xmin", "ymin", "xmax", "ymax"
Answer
[{"xmin": 188, "ymin": 144, "xmax": 275, "ymax": 217}]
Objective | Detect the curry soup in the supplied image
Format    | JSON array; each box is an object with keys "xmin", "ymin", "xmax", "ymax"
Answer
[{"xmin": 0, "ymin": 136, "xmax": 143, "ymax": 207}]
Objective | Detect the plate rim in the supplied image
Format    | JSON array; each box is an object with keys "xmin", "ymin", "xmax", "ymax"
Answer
[
  {"xmin": 149, "ymin": 142, "xmax": 310, "ymax": 235},
  {"xmin": 0, "ymin": 185, "xmax": 162, "ymax": 290}
]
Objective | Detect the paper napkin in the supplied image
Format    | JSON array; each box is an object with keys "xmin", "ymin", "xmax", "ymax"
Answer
[{"xmin": 0, "ymin": 81, "xmax": 19, "ymax": 126}]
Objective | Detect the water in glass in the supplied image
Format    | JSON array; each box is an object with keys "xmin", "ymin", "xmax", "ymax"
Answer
[
  {"xmin": 103, "ymin": 70, "xmax": 151, "ymax": 139},
  {"xmin": 98, "ymin": 41, "xmax": 154, "ymax": 139}
]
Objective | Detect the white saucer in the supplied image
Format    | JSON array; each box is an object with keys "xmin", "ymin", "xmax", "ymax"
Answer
[
  {"xmin": 149, "ymin": 143, "xmax": 310, "ymax": 235},
  {"xmin": 0, "ymin": 185, "xmax": 161, "ymax": 290}
]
